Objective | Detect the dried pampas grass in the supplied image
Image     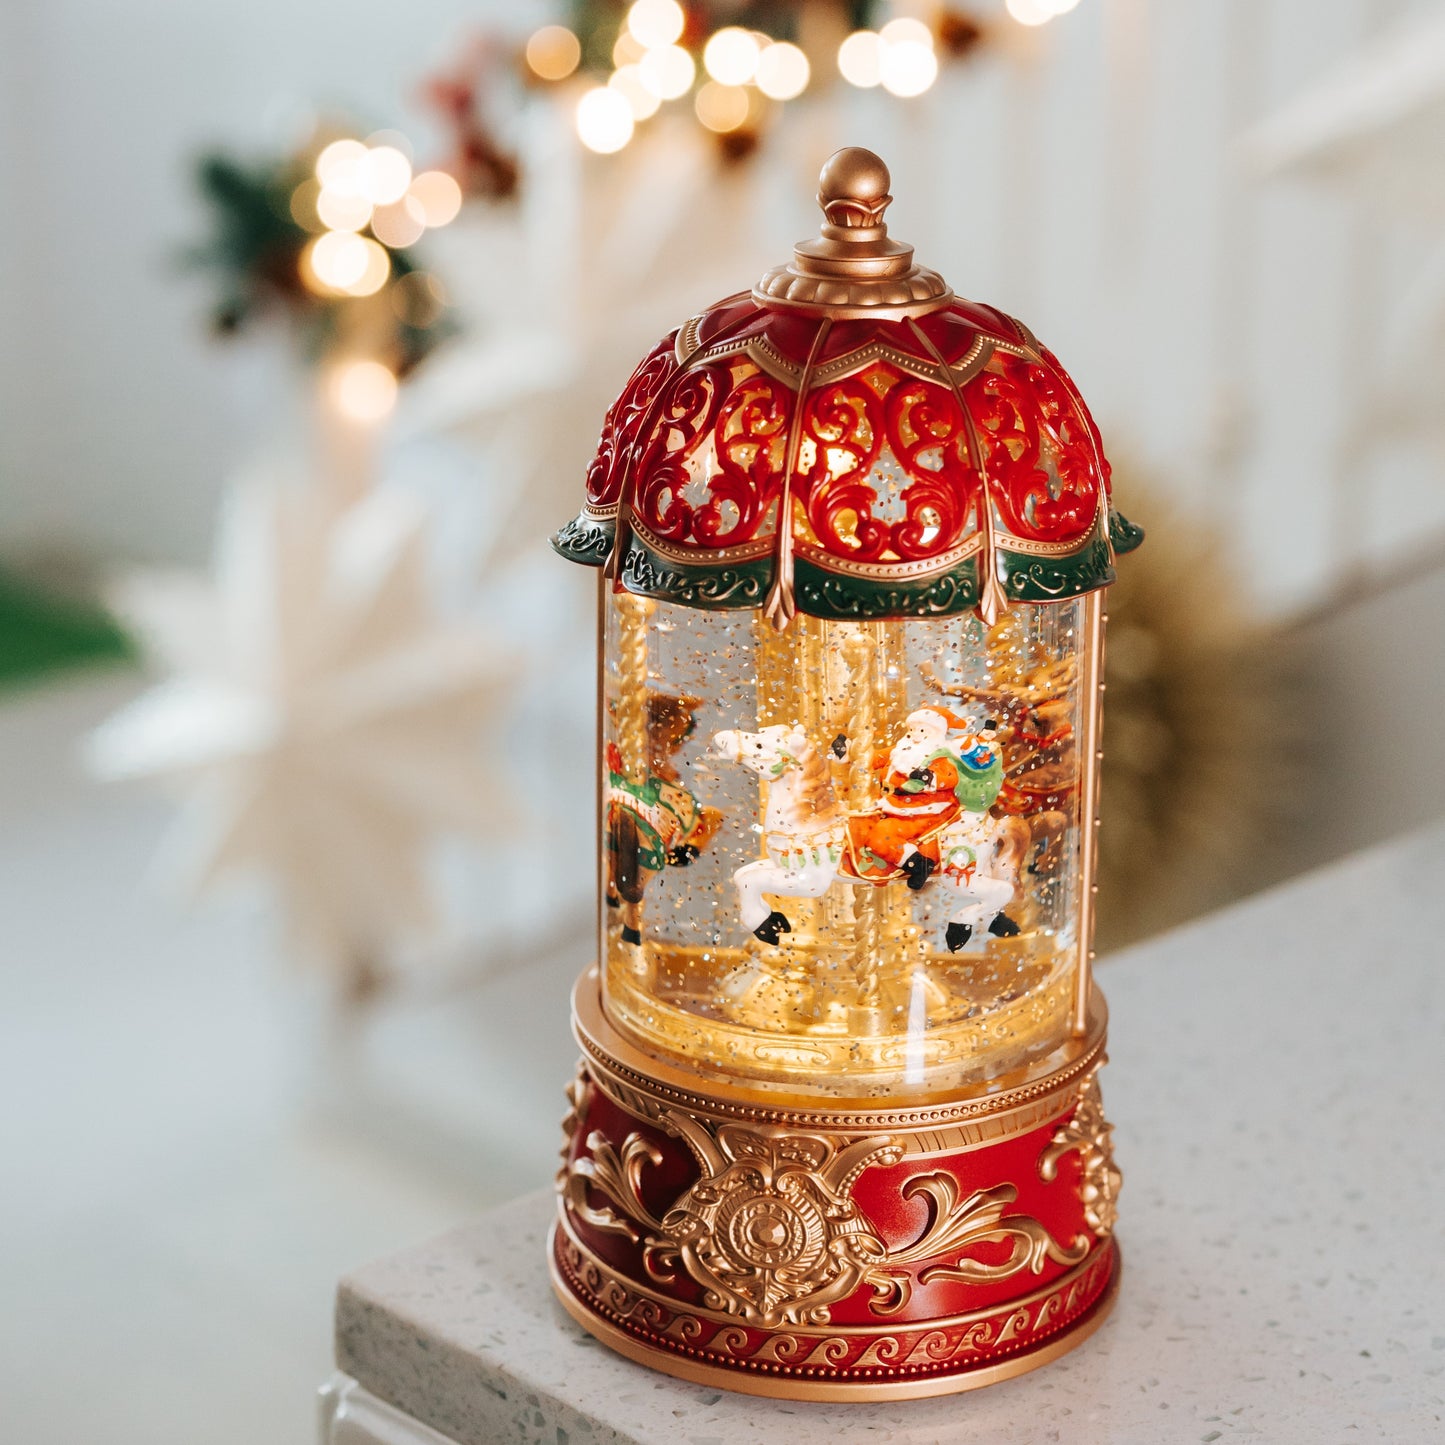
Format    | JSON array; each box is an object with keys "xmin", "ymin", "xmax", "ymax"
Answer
[{"xmin": 1096, "ymin": 469, "xmax": 1307, "ymax": 951}]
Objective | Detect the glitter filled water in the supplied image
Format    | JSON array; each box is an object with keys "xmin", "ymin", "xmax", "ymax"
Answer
[{"xmin": 601, "ymin": 593, "xmax": 1086, "ymax": 1096}]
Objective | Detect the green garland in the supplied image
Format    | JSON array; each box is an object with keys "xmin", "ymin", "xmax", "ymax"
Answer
[{"xmin": 186, "ymin": 143, "xmax": 454, "ymax": 376}]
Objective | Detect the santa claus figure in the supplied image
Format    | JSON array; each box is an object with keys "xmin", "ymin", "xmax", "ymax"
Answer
[{"xmin": 842, "ymin": 705, "xmax": 1003, "ymax": 890}]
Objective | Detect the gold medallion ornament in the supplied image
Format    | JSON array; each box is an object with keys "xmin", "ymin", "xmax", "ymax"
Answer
[{"xmin": 548, "ymin": 149, "xmax": 1140, "ymax": 1399}]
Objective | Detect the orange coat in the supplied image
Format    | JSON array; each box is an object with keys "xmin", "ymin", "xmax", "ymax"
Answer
[{"xmin": 845, "ymin": 750, "xmax": 965, "ymax": 878}]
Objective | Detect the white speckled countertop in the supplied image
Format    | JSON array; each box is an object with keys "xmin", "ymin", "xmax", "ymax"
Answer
[{"xmin": 335, "ymin": 823, "xmax": 1445, "ymax": 1443}]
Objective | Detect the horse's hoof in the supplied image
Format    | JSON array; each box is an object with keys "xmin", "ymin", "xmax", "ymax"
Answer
[
  {"xmin": 988, "ymin": 913, "xmax": 1021, "ymax": 938},
  {"xmin": 621, "ymin": 925, "xmax": 642, "ymax": 945},
  {"xmin": 902, "ymin": 853, "xmax": 936, "ymax": 892},
  {"xmin": 945, "ymin": 922, "xmax": 973, "ymax": 953},
  {"xmin": 754, "ymin": 911, "xmax": 792, "ymax": 946},
  {"xmin": 605, "ymin": 894, "xmax": 620, "ymax": 908}
]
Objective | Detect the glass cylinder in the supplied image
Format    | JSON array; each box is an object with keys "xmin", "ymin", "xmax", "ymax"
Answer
[{"xmin": 600, "ymin": 591, "xmax": 1094, "ymax": 1095}]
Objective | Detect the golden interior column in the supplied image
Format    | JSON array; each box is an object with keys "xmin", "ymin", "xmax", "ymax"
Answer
[
  {"xmin": 612, "ymin": 592, "xmax": 655, "ymax": 962},
  {"xmin": 840, "ymin": 629, "xmax": 884, "ymax": 1026}
]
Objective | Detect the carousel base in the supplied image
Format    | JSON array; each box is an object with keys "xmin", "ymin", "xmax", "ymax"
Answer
[{"xmin": 552, "ymin": 969, "xmax": 1122, "ymax": 1402}]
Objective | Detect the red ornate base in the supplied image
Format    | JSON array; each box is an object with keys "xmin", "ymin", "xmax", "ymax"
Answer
[{"xmin": 551, "ymin": 973, "xmax": 1122, "ymax": 1401}]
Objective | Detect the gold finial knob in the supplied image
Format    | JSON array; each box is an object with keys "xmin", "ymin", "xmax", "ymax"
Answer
[
  {"xmin": 753, "ymin": 147, "xmax": 951, "ymax": 316},
  {"xmin": 817, "ymin": 148, "xmax": 892, "ymax": 231}
]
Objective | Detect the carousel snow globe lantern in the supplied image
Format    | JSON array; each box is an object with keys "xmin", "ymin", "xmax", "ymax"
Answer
[{"xmin": 551, "ymin": 149, "xmax": 1142, "ymax": 1399}]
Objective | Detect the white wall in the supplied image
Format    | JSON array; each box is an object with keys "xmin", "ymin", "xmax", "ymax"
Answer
[{"xmin": 2, "ymin": 0, "xmax": 1441, "ymax": 618}]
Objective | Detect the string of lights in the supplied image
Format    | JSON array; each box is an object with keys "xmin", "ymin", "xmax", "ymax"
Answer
[
  {"xmin": 522, "ymin": 1, "xmax": 1086, "ymax": 155},
  {"xmin": 190, "ymin": 130, "xmax": 465, "ymax": 423}
]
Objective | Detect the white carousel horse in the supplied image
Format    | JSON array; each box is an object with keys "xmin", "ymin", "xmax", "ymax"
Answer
[
  {"xmin": 934, "ymin": 809, "xmax": 1027, "ymax": 952},
  {"xmin": 709, "ymin": 726, "xmax": 1026, "ymax": 951}
]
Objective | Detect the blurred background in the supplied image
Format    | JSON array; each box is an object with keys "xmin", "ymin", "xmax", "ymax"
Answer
[{"xmin": 4, "ymin": 0, "xmax": 1445, "ymax": 1439}]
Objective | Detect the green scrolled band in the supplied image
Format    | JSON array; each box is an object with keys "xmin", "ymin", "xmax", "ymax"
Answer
[{"xmin": 550, "ymin": 509, "xmax": 1142, "ymax": 618}]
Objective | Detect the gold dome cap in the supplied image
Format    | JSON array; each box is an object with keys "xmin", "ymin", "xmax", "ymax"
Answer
[{"xmin": 754, "ymin": 148, "xmax": 952, "ymax": 316}]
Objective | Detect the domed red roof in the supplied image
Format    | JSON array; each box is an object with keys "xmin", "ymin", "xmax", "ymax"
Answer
[{"xmin": 554, "ymin": 152, "xmax": 1140, "ymax": 625}]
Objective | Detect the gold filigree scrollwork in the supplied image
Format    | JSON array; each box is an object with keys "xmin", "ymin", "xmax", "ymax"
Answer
[
  {"xmin": 867, "ymin": 1173, "xmax": 1089, "ymax": 1313},
  {"xmin": 564, "ymin": 1129, "xmax": 665, "ymax": 1242},
  {"xmin": 555, "ymin": 1061, "xmax": 591, "ymax": 1192},
  {"xmin": 1037, "ymin": 1075, "xmax": 1122, "ymax": 1237},
  {"xmin": 565, "ymin": 1107, "xmax": 1096, "ymax": 1331},
  {"xmin": 556, "ymin": 1220, "xmax": 1114, "ymax": 1376}
]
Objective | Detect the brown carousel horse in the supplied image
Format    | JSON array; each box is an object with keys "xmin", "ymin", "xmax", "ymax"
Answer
[
  {"xmin": 606, "ymin": 692, "xmax": 722, "ymax": 946},
  {"xmin": 919, "ymin": 658, "xmax": 1079, "ymax": 877}
]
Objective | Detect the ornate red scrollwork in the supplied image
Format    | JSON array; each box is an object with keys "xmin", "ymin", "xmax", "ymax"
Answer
[
  {"xmin": 798, "ymin": 378, "xmax": 887, "ymax": 559},
  {"xmin": 585, "ymin": 332, "xmax": 679, "ymax": 508},
  {"xmin": 881, "ymin": 373, "xmax": 979, "ymax": 561},
  {"xmin": 587, "ymin": 310, "xmax": 1112, "ymax": 575},
  {"xmin": 631, "ymin": 363, "xmax": 730, "ymax": 543},
  {"xmin": 1039, "ymin": 344, "xmax": 1113, "ymax": 495},
  {"xmin": 702, "ymin": 370, "xmax": 792, "ymax": 546},
  {"xmin": 963, "ymin": 353, "xmax": 1101, "ymax": 545}
]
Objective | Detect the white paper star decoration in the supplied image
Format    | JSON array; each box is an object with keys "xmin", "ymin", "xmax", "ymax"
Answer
[{"xmin": 88, "ymin": 473, "xmax": 510, "ymax": 980}]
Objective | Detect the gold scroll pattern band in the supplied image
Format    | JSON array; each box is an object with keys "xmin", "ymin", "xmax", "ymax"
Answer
[{"xmin": 552, "ymin": 1211, "xmax": 1118, "ymax": 1397}]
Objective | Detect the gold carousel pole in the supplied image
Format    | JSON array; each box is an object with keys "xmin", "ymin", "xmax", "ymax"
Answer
[
  {"xmin": 595, "ymin": 572, "xmax": 606, "ymax": 955},
  {"xmin": 841, "ymin": 630, "xmax": 882, "ymax": 1016},
  {"xmin": 1072, "ymin": 589, "xmax": 1107, "ymax": 1035},
  {"xmin": 616, "ymin": 592, "xmax": 654, "ymax": 788},
  {"xmin": 613, "ymin": 591, "xmax": 655, "ymax": 961}
]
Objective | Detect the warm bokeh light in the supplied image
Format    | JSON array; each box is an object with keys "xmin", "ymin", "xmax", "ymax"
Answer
[
  {"xmin": 755, "ymin": 41, "xmax": 810, "ymax": 101},
  {"xmin": 289, "ymin": 179, "xmax": 323, "ymax": 232},
  {"xmin": 370, "ymin": 198, "xmax": 426, "ymax": 249},
  {"xmin": 837, "ymin": 30, "xmax": 883, "ymax": 88},
  {"xmin": 316, "ymin": 187, "xmax": 373, "ymax": 233},
  {"xmin": 306, "ymin": 231, "xmax": 371, "ymax": 292},
  {"xmin": 638, "ymin": 43, "xmax": 696, "ymax": 101},
  {"xmin": 525, "ymin": 24, "xmax": 582, "ymax": 81},
  {"xmin": 391, "ymin": 271, "xmax": 447, "ymax": 329},
  {"xmin": 361, "ymin": 146, "xmax": 412, "ymax": 206},
  {"xmin": 703, "ymin": 27, "xmax": 760, "ymax": 86},
  {"xmin": 626, "ymin": 0, "xmax": 685, "ymax": 49},
  {"xmin": 612, "ymin": 29, "xmax": 646, "ymax": 67},
  {"xmin": 610, "ymin": 64, "xmax": 663, "ymax": 121},
  {"xmin": 1049, "ymin": 0, "xmax": 1084, "ymax": 12},
  {"xmin": 576, "ymin": 86, "xmax": 635, "ymax": 153},
  {"xmin": 879, "ymin": 16, "xmax": 935, "ymax": 50},
  {"xmin": 694, "ymin": 81, "xmax": 750, "ymax": 133},
  {"xmin": 330, "ymin": 359, "xmax": 398, "ymax": 423},
  {"xmin": 315, "ymin": 139, "xmax": 367, "ymax": 190},
  {"xmin": 365, "ymin": 129, "xmax": 414, "ymax": 160},
  {"xmin": 879, "ymin": 39, "xmax": 938, "ymax": 97},
  {"xmin": 347, "ymin": 237, "xmax": 391, "ymax": 297},
  {"xmin": 407, "ymin": 170, "xmax": 463, "ymax": 228},
  {"xmin": 1006, "ymin": 0, "xmax": 1055, "ymax": 25}
]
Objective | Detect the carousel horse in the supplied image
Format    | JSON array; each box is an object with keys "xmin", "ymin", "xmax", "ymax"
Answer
[
  {"xmin": 709, "ymin": 725, "xmax": 1027, "ymax": 952},
  {"xmin": 606, "ymin": 693, "xmax": 722, "ymax": 945}
]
